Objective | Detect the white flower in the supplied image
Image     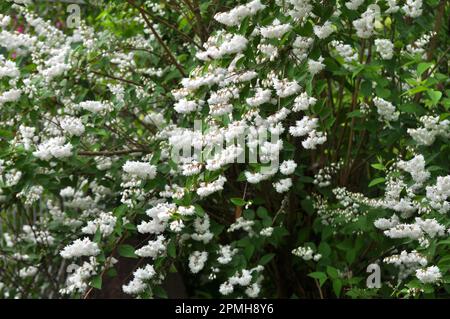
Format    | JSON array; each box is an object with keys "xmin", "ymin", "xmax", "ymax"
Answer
[
  {"xmin": 188, "ymin": 251, "xmax": 208, "ymax": 274},
  {"xmin": 219, "ymin": 282, "xmax": 234, "ymax": 295},
  {"xmin": 293, "ymin": 92, "xmax": 317, "ymax": 112},
  {"xmin": 169, "ymin": 220, "xmax": 184, "ymax": 233},
  {"xmin": 313, "ymin": 21, "xmax": 334, "ymax": 39},
  {"xmin": 196, "ymin": 34, "xmax": 248, "ymax": 61},
  {"xmin": 373, "ymin": 97, "xmax": 399, "ymax": 122},
  {"xmin": 19, "ymin": 266, "xmax": 38, "ymax": 278},
  {"xmin": 60, "ymin": 238, "xmax": 100, "ymax": 259},
  {"xmin": 196, "ymin": 176, "xmax": 227, "ymax": 198},
  {"xmin": 353, "ymin": 8, "xmax": 376, "ymax": 39},
  {"xmin": 78, "ymin": 101, "xmax": 111, "ymax": 113},
  {"xmin": 397, "ymin": 155, "xmax": 430, "ymax": 186},
  {"xmin": 386, "ymin": 0, "xmax": 400, "ymax": 13},
  {"xmin": 403, "ymin": 0, "xmax": 423, "ymax": 18},
  {"xmin": 82, "ymin": 212, "xmax": 117, "ymax": 237},
  {"xmin": 246, "ymin": 88, "xmax": 272, "ymax": 107},
  {"xmin": 135, "ymin": 235, "xmax": 166, "ymax": 258},
  {"xmin": 33, "ymin": 137, "xmax": 73, "ymax": 161},
  {"xmin": 426, "ymin": 175, "xmax": 450, "ymax": 214},
  {"xmin": 123, "ymin": 161, "xmax": 157, "ymax": 179},
  {"xmin": 345, "ymin": 0, "xmax": 364, "ymax": 10},
  {"xmin": 279, "ymin": 160, "xmax": 297, "ymax": 175},
  {"xmin": 217, "ymin": 245, "xmax": 238, "ymax": 264},
  {"xmin": 214, "ymin": 0, "xmax": 265, "ymax": 26},
  {"xmin": 416, "ymin": 266, "xmax": 441, "ymax": 284},
  {"xmin": 60, "ymin": 116, "xmax": 85, "ymax": 136},
  {"xmin": 259, "ymin": 227, "xmax": 273, "ymax": 237},
  {"xmin": 375, "ymin": 39, "xmax": 394, "ymax": 60},
  {"xmin": 60, "ymin": 186, "xmax": 75, "ymax": 198},
  {"xmin": 0, "ymin": 88, "xmax": 21, "ymax": 106},
  {"xmin": 330, "ymin": 40, "xmax": 358, "ymax": 63},
  {"xmin": 308, "ymin": 56, "xmax": 325, "ymax": 76},
  {"xmin": 174, "ymin": 98, "xmax": 198, "ymax": 114},
  {"xmin": 273, "ymin": 178, "xmax": 292, "ymax": 193},
  {"xmin": 260, "ymin": 19, "xmax": 291, "ymax": 39}
]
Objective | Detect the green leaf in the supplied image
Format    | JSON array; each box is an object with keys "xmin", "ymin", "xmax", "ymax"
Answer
[
  {"xmin": 371, "ymin": 163, "xmax": 385, "ymax": 171},
  {"xmin": 259, "ymin": 253, "xmax": 275, "ymax": 265},
  {"xmin": 368, "ymin": 177, "xmax": 385, "ymax": 187},
  {"xmin": 230, "ymin": 197, "xmax": 246, "ymax": 206},
  {"xmin": 118, "ymin": 244, "xmax": 137, "ymax": 259},
  {"xmin": 244, "ymin": 244, "xmax": 255, "ymax": 260},
  {"xmin": 167, "ymin": 240, "xmax": 176, "ymax": 258},
  {"xmin": 327, "ymin": 266, "xmax": 339, "ymax": 279},
  {"xmin": 333, "ymin": 279, "xmax": 343, "ymax": 297},
  {"xmin": 308, "ymin": 272, "xmax": 328, "ymax": 287},
  {"xmin": 90, "ymin": 275, "xmax": 102, "ymax": 289},
  {"xmin": 427, "ymin": 90, "xmax": 442, "ymax": 105},
  {"xmin": 417, "ymin": 62, "xmax": 433, "ymax": 76}
]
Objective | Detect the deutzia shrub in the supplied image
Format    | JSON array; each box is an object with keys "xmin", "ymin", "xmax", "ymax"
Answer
[{"xmin": 0, "ymin": 0, "xmax": 449, "ymax": 299}]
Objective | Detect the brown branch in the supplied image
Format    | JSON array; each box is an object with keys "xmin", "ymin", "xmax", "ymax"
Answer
[{"xmin": 127, "ymin": 0, "xmax": 187, "ymax": 77}]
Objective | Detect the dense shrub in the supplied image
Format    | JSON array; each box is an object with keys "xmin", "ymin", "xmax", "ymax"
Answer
[{"xmin": 0, "ymin": 0, "xmax": 449, "ymax": 298}]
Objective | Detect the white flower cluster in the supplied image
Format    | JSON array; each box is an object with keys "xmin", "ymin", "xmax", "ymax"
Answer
[
  {"xmin": 196, "ymin": 176, "xmax": 227, "ymax": 198},
  {"xmin": 219, "ymin": 266, "xmax": 264, "ymax": 297},
  {"xmin": 285, "ymin": 0, "xmax": 313, "ymax": 21},
  {"xmin": 19, "ymin": 266, "xmax": 38, "ymax": 278},
  {"xmin": 313, "ymin": 21, "xmax": 334, "ymax": 39},
  {"xmin": 0, "ymin": 89, "xmax": 21, "ymax": 106},
  {"xmin": 374, "ymin": 39, "xmax": 394, "ymax": 60},
  {"xmin": 289, "ymin": 116, "xmax": 327, "ymax": 149},
  {"xmin": 292, "ymin": 245, "xmax": 322, "ymax": 261},
  {"xmin": 138, "ymin": 203, "xmax": 176, "ymax": 234},
  {"xmin": 33, "ymin": 137, "xmax": 73, "ymax": 161},
  {"xmin": 415, "ymin": 266, "xmax": 442, "ymax": 284},
  {"xmin": 214, "ymin": 0, "xmax": 265, "ymax": 26},
  {"xmin": 307, "ymin": 56, "xmax": 325, "ymax": 76},
  {"xmin": 196, "ymin": 33, "xmax": 248, "ymax": 61},
  {"xmin": 384, "ymin": 250, "xmax": 427, "ymax": 280},
  {"xmin": 78, "ymin": 100, "xmax": 112, "ymax": 114},
  {"xmin": 373, "ymin": 97, "xmax": 399, "ymax": 123},
  {"xmin": 292, "ymin": 92, "xmax": 317, "ymax": 112},
  {"xmin": 60, "ymin": 237, "xmax": 100, "ymax": 259},
  {"xmin": 123, "ymin": 161, "xmax": 157, "ymax": 179},
  {"xmin": 60, "ymin": 116, "xmax": 85, "ymax": 136},
  {"xmin": 260, "ymin": 19, "xmax": 292, "ymax": 39},
  {"xmin": 272, "ymin": 77, "xmax": 301, "ymax": 98},
  {"xmin": 60, "ymin": 257, "xmax": 98, "ymax": 295},
  {"xmin": 397, "ymin": 155, "xmax": 430, "ymax": 187},
  {"xmin": 407, "ymin": 115, "xmax": 450, "ymax": 146},
  {"xmin": 273, "ymin": 178, "xmax": 293, "ymax": 193},
  {"xmin": 217, "ymin": 245, "xmax": 238, "ymax": 264},
  {"xmin": 174, "ymin": 98, "xmax": 198, "ymax": 114},
  {"xmin": 122, "ymin": 264, "xmax": 156, "ymax": 295},
  {"xmin": 279, "ymin": 160, "xmax": 297, "ymax": 175},
  {"xmin": 246, "ymin": 88, "xmax": 272, "ymax": 107},
  {"xmin": 330, "ymin": 40, "xmax": 358, "ymax": 64},
  {"xmin": 313, "ymin": 161, "xmax": 342, "ymax": 187},
  {"xmin": 426, "ymin": 175, "xmax": 450, "ymax": 214},
  {"xmin": 188, "ymin": 251, "xmax": 208, "ymax": 273},
  {"xmin": 82, "ymin": 211, "xmax": 117, "ymax": 237},
  {"xmin": 135, "ymin": 235, "xmax": 167, "ymax": 258},
  {"xmin": 353, "ymin": 7, "xmax": 376, "ymax": 39},
  {"xmin": 345, "ymin": 0, "xmax": 364, "ymax": 10},
  {"xmin": 293, "ymin": 36, "xmax": 313, "ymax": 61},
  {"xmin": 383, "ymin": 217, "xmax": 446, "ymax": 240},
  {"xmin": 403, "ymin": 0, "xmax": 423, "ymax": 18},
  {"xmin": 17, "ymin": 185, "xmax": 43, "ymax": 206}
]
